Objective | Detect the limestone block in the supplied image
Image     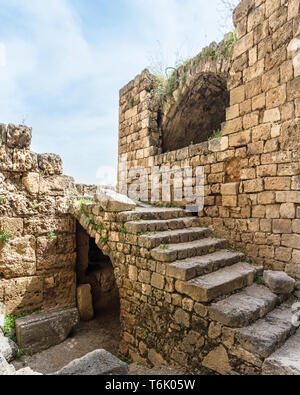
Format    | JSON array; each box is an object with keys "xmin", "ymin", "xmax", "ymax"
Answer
[
  {"xmin": 0, "ymin": 333, "xmax": 18, "ymax": 362},
  {"xmin": 148, "ymin": 349, "xmax": 167, "ymax": 367},
  {"xmin": 12, "ymin": 150, "xmax": 38, "ymax": 172},
  {"xmin": 53, "ymin": 349, "xmax": 128, "ymax": 375},
  {"xmin": 0, "ymin": 217, "xmax": 23, "ymax": 236},
  {"xmin": 287, "ymin": 38, "xmax": 300, "ymax": 58},
  {"xmin": 22, "ymin": 173, "xmax": 40, "ymax": 194},
  {"xmin": 0, "ymin": 352, "xmax": 15, "ymax": 375},
  {"xmin": 0, "ymin": 236, "xmax": 36, "ymax": 279},
  {"xmin": 38, "ymin": 154, "xmax": 63, "ymax": 175},
  {"xmin": 4, "ymin": 277, "xmax": 43, "ymax": 314},
  {"xmin": 263, "ymin": 271, "xmax": 296, "ymax": 294},
  {"xmin": 202, "ymin": 345, "xmax": 231, "ymax": 375},
  {"xmin": 221, "ymin": 182, "xmax": 239, "ymax": 196},
  {"xmin": 5, "ymin": 124, "xmax": 32, "ymax": 149},
  {"xmin": 0, "ymin": 146, "xmax": 12, "ymax": 171},
  {"xmin": 263, "ymin": 108, "xmax": 281, "ymax": 123},
  {"xmin": 293, "ymin": 52, "xmax": 300, "ymax": 77},
  {"xmin": 15, "ymin": 308, "xmax": 79, "ymax": 353},
  {"xmin": 95, "ymin": 188, "xmax": 136, "ymax": 212},
  {"xmin": 77, "ymin": 284, "xmax": 94, "ymax": 321}
]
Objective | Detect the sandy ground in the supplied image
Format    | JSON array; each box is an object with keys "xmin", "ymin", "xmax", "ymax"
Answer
[{"xmin": 12, "ymin": 307, "xmax": 121, "ymax": 374}]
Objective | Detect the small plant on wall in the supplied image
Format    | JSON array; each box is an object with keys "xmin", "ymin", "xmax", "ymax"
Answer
[
  {"xmin": 0, "ymin": 228, "xmax": 12, "ymax": 248},
  {"xmin": 47, "ymin": 231, "xmax": 57, "ymax": 240}
]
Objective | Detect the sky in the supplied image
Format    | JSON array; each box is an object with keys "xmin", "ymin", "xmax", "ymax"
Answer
[{"xmin": 0, "ymin": 0, "xmax": 237, "ymax": 185}]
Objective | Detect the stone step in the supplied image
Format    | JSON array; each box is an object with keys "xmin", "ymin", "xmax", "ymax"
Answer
[
  {"xmin": 175, "ymin": 262, "xmax": 256, "ymax": 303},
  {"xmin": 262, "ymin": 328, "xmax": 300, "ymax": 375},
  {"xmin": 125, "ymin": 217, "xmax": 201, "ymax": 234},
  {"xmin": 166, "ymin": 250, "xmax": 245, "ymax": 281},
  {"xmin": 138, "ymin": 227, "xmax": 211, "ymax": 249},
  {"xmin": 235, "ymin": 299, "xmax": 297, "ymax": 359},
  {"xmin": 209, "ymin": 284, "xmax": 280, "ymax": 328},
  {"xmin": 118, "ymin": 207, "xmax": 193, "ymax": 222},
  {"xmin": 151, "ymin": 238, "xmax": 228, "ymax": 263}
]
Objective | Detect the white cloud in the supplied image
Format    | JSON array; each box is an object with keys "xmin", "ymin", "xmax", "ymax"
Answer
[{"xmin": 0, "ymin": 0, "xmax": 235, "ymax": 184}]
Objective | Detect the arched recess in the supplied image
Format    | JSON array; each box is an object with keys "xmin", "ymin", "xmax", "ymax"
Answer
[
  {"xmin": 160, "ymin": 72, "xmax": 229, "ymax": 152},
  {"xmin": 76, "ymin": 222, "xmax": 120, "ymax": 314}
]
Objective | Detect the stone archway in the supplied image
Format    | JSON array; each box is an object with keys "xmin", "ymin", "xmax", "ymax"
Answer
[{"xmin": 160, "ymin": 72, "xmax": 229, "ymax": 152}]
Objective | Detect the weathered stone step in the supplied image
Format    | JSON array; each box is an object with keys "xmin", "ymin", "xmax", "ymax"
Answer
[
  {"xmin": 262, "ymin": 328, "xmax": 300, "ymax": 375},
  {"xmin": 125, "ymin": 217, "xmax": 200, "ymax": 234},
  {"xmin": 209, "ymin": 284, "xmax": 280, "ymax": 328},
  {"xmin": 138, "ymin": 227, "xmax": 211, "ymax": 249},
  {"xmin": 151, "ymin": 238, "xmax": 228, "ymax": 263},
  {"xmin": 166, "ymin": 250, "xmax": 245, "ymax": 281},
  {"xmin": 175, "ymin": 262, "xmax": 256, "ymax": 303},
  {"xmin": 235, "ymin": 300, "xmax": 297, "ymax": 359},
  {"xmin": 118, "ymin": 207, "xmax": 193, "ymax": 222}
]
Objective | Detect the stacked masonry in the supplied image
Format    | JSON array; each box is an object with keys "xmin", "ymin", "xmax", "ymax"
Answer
[
  {"xmin": 118, "ymin": 0, "xmax": 300, "ymax": 291},
  {"xmin": 72, "ymin": 203, "xmax": 300, "ymax": 375}
]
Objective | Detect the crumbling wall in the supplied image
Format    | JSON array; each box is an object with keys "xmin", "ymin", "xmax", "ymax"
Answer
[
  {"xmin": 0, "ymin": 124, "xmax": 78, "ymax": 314},
  {"xmin": 118, "ymin": 0, "xmax": 300, "ymax": 285}
]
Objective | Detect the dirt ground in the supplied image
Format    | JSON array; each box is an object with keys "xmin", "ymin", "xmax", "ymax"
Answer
[{"xmin": 12, "ymin": 307, "xmax": 121, "ymax": 374}]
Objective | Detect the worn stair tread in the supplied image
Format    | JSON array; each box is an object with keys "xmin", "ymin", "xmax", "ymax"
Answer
[
  {"xmin": 151, "ymin": 238, "xmax": 227, "ymax": 262},
  {"xmin": 125, "ymin": 217, "xmax": 200, "ymax": 233},
  {"xmin": 175, "ymin": 262, "xmax": 256, "ymax": 303},
  {"xmin": 235, "ymin": 300, "xmax": 297, "ymax": 359},
  {"xmin": 262, "ymin": 328, "xmax": 300, "ymax": 375},
  {"xmin": 166, "ymin": 250, "xmax": 245, "ymax": 281},
  {"xmin": 119, "ymin": 207, "xmax": 193, "ymax": 221},
  {"xmin": 209, "ymin": 284, "xmax": 280, "ymax": 328},
  {"xmin": 138, "ymin": 227, "xmax": 211, "ymax": 248}
]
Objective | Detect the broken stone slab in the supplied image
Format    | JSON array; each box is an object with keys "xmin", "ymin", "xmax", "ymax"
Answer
[
  {"xmin": 0, "ymin": 332, "xmax": 18, "ymax": 362},
  {"xmin": 0, "ymin": 352, "xmax": 15, "ymax": 375},
  {"xmin": 52, "ymin": 349, "xmax": 129, "ymax": 375},
  {"xmin": 77, "ymin": 284, "xmax": 94, "ymax": 321},
  {"xmin": 263, "ymin": 271, "xmax": 296, "ymax": 295},
  {"xmin": 262, "ymin": 329, "xmax": 300, "ymax": 375},
  {"xmin": 95, "ymin": 188, "xmax": 136, "ymax": 212},
  {"xmin": 15, "ymin": 308, "xmax": 79, "ymax": 353}
]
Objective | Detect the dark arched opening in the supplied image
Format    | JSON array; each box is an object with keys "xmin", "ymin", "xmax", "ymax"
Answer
[{"xmin": 161, "ymin": 72, "xmax": 229, "ymax": 152}]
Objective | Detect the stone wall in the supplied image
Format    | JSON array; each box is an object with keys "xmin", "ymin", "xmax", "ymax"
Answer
[
  {"xmin": 0, "ymin": 124, "xmax": 78, "ymax": 314},
  {"xmin": 118, "ymin": 0, "xmax": 300, "ymax": 285}
]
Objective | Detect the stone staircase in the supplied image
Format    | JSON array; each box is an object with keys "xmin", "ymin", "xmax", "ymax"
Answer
[{"xmin": 120, "ymin": 206, "xmax": 300, "ymax": 375}]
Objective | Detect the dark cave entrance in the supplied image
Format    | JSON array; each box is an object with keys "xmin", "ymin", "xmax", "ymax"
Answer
[{"xmin": 76, "ymin": 222, "xmax": 120, "ymax": 316}]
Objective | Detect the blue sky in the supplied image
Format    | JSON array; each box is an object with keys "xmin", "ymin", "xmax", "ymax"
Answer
[{"xmin": 0, "ymin": 0, "xmax": 236, "ymax": 185}]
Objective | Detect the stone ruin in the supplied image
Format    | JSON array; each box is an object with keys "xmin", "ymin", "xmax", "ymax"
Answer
[{"xmin": 1, "ymin": 0, "xmax": 300, "ymax": 376}]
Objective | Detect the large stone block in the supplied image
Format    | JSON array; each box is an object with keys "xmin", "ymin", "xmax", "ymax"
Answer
[
  {"xmin": 15, "ymin": 308, "xmax": 79, "ymax": 352},
  {"xmin": 53, "ymin": 349, "xmax": 128, "ymax": 375},
  {"xmin": 38, "ymin": 154, "xmax": 63, "ymax": 175},
  {"xmin": 77, "ymin": 284, "xmax": 94, "ymax": 321},
  {"xmin": 95, "ymin": 188, "xmax": 136, "ymax": 212},
  {"xmin": 263, "ymin": 271, "xmax": 296, "ymax": 294},
  {"xmin": 0, "ymin": 236, "xmax": 36, "ymax": 279},
  {"xmin": 4, "ymin": 277, "xmax": 43, "ymax": 314},
  {"xmin": 0, "ymin": 352, "xmax": 15, "ymax": 375},
  {"xmin": 0, "ymin": 333, "xmax": 18, "ymax": 362},
  {"xmin": 5, "ymin": 124, "xmax": 32, "ymax": 149}
]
